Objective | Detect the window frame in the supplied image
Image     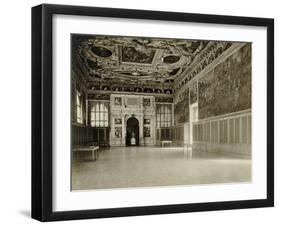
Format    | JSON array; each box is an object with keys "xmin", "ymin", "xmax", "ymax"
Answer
[
  {"xmin": 89, "ymin": 100, "xmax": 109, "ymax": 128},
  {"xmin": 156, "ymin": 104, "xmax": 172, "ymax": 128}
]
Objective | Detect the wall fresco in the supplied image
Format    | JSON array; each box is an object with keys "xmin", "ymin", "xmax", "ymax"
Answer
[
  {"xmin": 155, "ymin": 97, "xmax": 173, "ymax": 103},
  {"xmin": 114, "ymin": 97, "xmax": 122, "ymax": 106},
  {"xmin": 174, "ymin": 88, "xmax": 189, "ymax": 124},
  {"xmin": 143, "ymin": 98, "xmax": 151, "ymax": 107},
  {"xmin": 114, "ymin": 118, "xmax": 122, "ymax": 125},
  {"xmin": 198, "ymin": 44, "xmax": 251, "ymax": 119},
  {"xmin": 115, "ymin": 127, "xmax": 122, "ymax": 138},
  {"xmin": 144, "ymin": 127, "xmax": 151, "ymax": 137},
  {"xmin": 190, "ymin": 82, "xmax": 198, "ymax": 104},
  {"xmin": 144, "ymin": 118, "xmax": 151, "ymax": 125}
]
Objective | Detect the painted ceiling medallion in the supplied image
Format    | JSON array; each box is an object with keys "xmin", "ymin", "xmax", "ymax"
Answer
[
  {"xmin": 122, "ymin": 46, "xmax": 155, "ymax": 64},
  {"xmin": 91, "ymin": 46, "xmax": 112, "ymax": 57},
  {"xmin": 163, "ymin": 55, "xmax": 181, "ymax": 64},
  {"xmin": 169, "ymin": 67, "xmax": 181, "ymax": 76}
]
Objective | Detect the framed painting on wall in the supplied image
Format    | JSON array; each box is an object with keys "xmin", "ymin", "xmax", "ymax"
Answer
[{"xmin": 32, "ymin": 4, "xmax": 274, "ymax": 221}]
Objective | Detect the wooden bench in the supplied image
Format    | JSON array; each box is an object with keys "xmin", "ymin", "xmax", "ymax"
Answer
[
  {"xmin": 161, "ymin": 140, "xmax": 172, "ymax": 147},
  {"xmin": 72, "ymin": 146, "xmax": 99, "ymax": 161}
]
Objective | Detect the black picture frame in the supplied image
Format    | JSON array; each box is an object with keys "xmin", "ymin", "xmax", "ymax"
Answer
[{"xmin": 32, "ymin": 4, "xmax": 274, "ymax": 222}]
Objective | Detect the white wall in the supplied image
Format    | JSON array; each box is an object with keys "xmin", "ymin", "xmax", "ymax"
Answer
[{"xmin": 0, "ymin": 0, "xmax": 279, "ymax": 225}]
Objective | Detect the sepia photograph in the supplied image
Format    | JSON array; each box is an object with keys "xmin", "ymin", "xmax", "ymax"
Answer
[{"xmin": 71, "ymin": 34, "xmax": 251, "ymax": 191}]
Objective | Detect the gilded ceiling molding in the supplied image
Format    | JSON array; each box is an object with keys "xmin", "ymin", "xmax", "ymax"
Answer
[
  {"xmin": 71, "ymin": 35, "xmax": 242, "ymax": 97},
  {"xmin": 73, "ymin": 35, "xmax": 210, "ymax": 89}
]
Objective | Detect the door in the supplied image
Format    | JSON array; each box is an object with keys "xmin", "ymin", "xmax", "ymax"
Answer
[{"xmin": 126, "ymin": 117, "xmax": 139, "ymax": 146}]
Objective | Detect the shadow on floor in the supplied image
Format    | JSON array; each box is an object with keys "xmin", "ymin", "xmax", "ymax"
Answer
[{"xmin": 18, "ymin": 210, "xmax": 30, "ymax": 218}]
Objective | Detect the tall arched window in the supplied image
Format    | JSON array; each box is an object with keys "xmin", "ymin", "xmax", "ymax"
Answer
[
  {"xmin": 76, "ymin": 90, "xmax": 83, "ymax": 124},
  {"xmin": 156, "ymin": 104, "xmax": 172, "ymax": 141},
  {"xmin": 90, "ymin": 101, "xmax": 109, "ymax": 127},
  {"xmin": 156, "ymin": 104, "xmax": 172, "ymax": 128}
]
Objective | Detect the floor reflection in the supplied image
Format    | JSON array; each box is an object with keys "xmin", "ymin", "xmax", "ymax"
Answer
[{"xmin": 72, "ymin": 146, "xmax": 251, "ymax": 190}]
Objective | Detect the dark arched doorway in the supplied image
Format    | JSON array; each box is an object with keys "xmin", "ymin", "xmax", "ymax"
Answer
[{"xmin": 126, "ymin": 117, "xmax": 139, "ymax": 146}]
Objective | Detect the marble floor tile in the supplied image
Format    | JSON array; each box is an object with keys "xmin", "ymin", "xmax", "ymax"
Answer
[{"xmin": 72, "ymin": 146, "xmax": 251, "ymax": 190}]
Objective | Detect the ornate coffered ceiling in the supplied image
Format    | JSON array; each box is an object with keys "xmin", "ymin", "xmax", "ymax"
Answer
[{"xmin": 72, "ymin": 34, "xmax": 233, "ymax": 94}]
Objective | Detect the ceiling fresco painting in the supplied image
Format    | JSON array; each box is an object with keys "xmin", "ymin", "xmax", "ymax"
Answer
[
  {"xmin": 121, "ymin": 46, "xmax": 156, "ymax": 64},
  {"xmin": 72, "ymin": 35, "xmax": 234, "ymax": 94}
]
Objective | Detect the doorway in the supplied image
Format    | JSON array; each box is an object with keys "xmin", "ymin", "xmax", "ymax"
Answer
[{"xmin": 126, "ymin": 117, "xmax": 139, "ymax": 146}]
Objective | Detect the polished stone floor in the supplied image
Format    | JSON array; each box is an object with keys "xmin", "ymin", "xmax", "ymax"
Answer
[{"xmin": 71, "ymin": 146, "xmax": 251, "ymax": 190}]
